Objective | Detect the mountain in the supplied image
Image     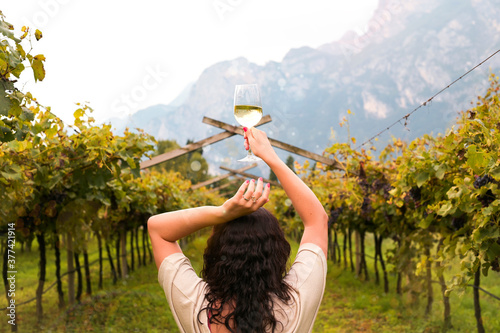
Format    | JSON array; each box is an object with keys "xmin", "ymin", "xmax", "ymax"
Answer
[{"xmin": 106, "ymin": 0, "xmax": 500, "ymax": 174}]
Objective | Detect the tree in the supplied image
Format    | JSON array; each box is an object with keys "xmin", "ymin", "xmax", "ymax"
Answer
[
  {"xmin": 269, "ymin": 155, "xmax": 295, "ymax": 181},
  {"xmin": 286, "ymin": 155, "xmax": 296, "ymax": 173},
  {"xmin": 0, "ymin": 11, "xmax": 47, "ymax": 143},
  {"xmin": 152, "ymin": 139, "xmax": 209, "ymax": 184}
]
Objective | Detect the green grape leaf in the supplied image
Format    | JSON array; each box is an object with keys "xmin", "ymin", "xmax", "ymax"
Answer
[
  {"xmin": 0, "ymin": 23, "xmax": 20, "ymax": 42},
  {"xmin": 491, "ymin": 167, "xmax": 500, "ymax": 181},
  {"xmin": 14, "ymin": 128, "xmax": 28, "ymax": 141},
  {"xmin": 415, "ymin": 171, "xmax": 430, "ymax": 187},
  {"xmin": 45, "ymin": 125, "xmax": 58, "ymax": 139},
  {"xmin": 443, "ymin": 131, "xmax": 455, "ymax": 149},
  {"xmin": 418, "ymin": 214, "xmax": 433, "ymax": 229},
  {"xmin": 35, "ymin": 29, "xmax": 43, "ymax": 40},
  {"xmin": 473, "ymin": 225, "xmax": 500, "ymax": 243},
  {"xmin": 0, "ymin": 57, "xmax": 7, "ymax": 73},
  {"xmin": 437, "ymin": 201, "xmax": 455, "ymax": 216},
  {"xmin": 73, "ymin": 108, "xmax": 85, "ymax": 119},
  {"xmin": 486, "ymin": 242, "xmax": 500, "ymax": 262},
  {"xmin": 0, "ymin": 80, "xmax": 15, "ymax": 116},
  {"xmin": 126, "ymin": 157, "xmax": 136, "ymax": 169},
  {"xmin": 131, "ymin": 167, "xmax": 140, "ymax": 178},
  {"xmin": 9, "ymin": 99, "xmax": 22, "ymax": 117},
  {"xmin": 0, "ymin": 170, "xmax": 22, "ymax": 181},
  {"xmin": 435, "ymin": 164, "xmax": 446, "ymax": 180},
  {"xmin": 0, "ymin": 128, "xmax": 15, "ymax": 142},
  {"xmin": 19, "ymin": 107, "xmax": 35, "ymax": 121},
  {"xmin": 446, "ymin": 186, "xmax": 462, "ymax": 199},
  {"xmin": 466, "ymin": 145, "xmax": 487, "ymax": 172},
  {"xmin": 31, "ymin": 55, "xmax": 46, "ymax": 82},
  {"xmin": 15, "ymin": 43, "xmax": 26, "ymax": 58},
  {"xmin": 11, "ymin": 62, "xmax": 25, "ymax": 78}
]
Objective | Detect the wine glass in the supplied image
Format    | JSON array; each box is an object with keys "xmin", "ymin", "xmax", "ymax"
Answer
[{"xmin": 233, "ymin": 84, "xmax": 263, "ymax": 162}]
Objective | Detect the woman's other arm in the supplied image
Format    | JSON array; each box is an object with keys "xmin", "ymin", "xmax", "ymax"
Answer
[
  {"xmin": 148, "ymin": 178, "xmax": 270, "ymax": 269},
  {"xmin": 245, "ymin": 127, "xmax": 328, "ymax": 256}
]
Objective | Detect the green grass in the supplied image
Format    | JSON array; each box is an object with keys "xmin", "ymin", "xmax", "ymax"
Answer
[
  {"xmin": 315, "ymin": 235, "xmax": 500, "ymax": 333},
  {"xmin": 1, "ymin": 233, "xmax": 499, "ymax": 332},
  {"xmin": 0, "ymin": 233, "xmax": 179, "ymax": 333}
]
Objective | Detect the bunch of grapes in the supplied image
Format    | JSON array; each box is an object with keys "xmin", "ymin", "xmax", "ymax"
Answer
[
  {"xmin": 382, "ymin": 184, "xmax": 393, "ymax": 200},
  {"xmin": 451, "ymin": 215, "xmax": 467, "ymax": 231},
  {"xmin": 491, "ymin": 257, "xmax": 500, "ymax": 272},
  {"xmin": 358, "ymin": 178, "xmax": 370, "ymax": 193},
  {"xmin": 478, "ymin": 189, "xmax": 496, "ymax": 207},
  {"xmin": 457, "ymin": 149, "xmax": 466, "ymax": 160},
  {"xmin": 284, "ymin": 205, "xmax": 295, "ymax": 219},
  {"xmin": 372, "ymin": 178, "xmax": 393, "ymax": 199},
  {"xmin": 360, "ymin": 197, "xmax": 372, "ymax": 217},
  {"xmin": 328, "ymin": 207, "xmax": 343, "ymax": 228},
  {"xmin": 473, "ymin": 174, "xmax": 494, "ymax": 189},
  {"xmin": 371, "ymin": 178, "xmax": 385, "ymax": 192},
  {"xmin": 408, "ymin": 186, "xmax": 422, "ymax": 208},
  {"xmin": 409, "ymin": 186, "xmax": 422, "ymax": 202},
  {"xmin": 51, "ymin": 191, "xmax": 68, "ymax": 204},
  {"xmin": 493, "ymin": 238, "xmax": 500, "ymax": 272}
]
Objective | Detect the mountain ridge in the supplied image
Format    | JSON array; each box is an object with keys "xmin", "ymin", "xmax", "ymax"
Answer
[{"xmin": 106, "ymin": 0, "xmax": 500, "ymax": 174}]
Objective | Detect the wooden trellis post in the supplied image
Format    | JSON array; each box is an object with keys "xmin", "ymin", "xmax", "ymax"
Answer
[
  {"xmin": 139, "ymin": 115, "xmax": 341, "ymax": 190},
  {"xmin": 202, "ymin": 117, "xmax": 341, "ymax": 169},
  {"xmin": 191, "ymin": 163, "xmax": 258, "ymax": 190},
  {"xmin": 139, "ymin": 115, "xmax": 272, "ymax": 169},
  {"xmin": 207, "ymin": 177, "xmax": 244, "ymax": 193},
  {"xmin": 219, "ymin": 166, "xmax": 280, "ymax": 188}
]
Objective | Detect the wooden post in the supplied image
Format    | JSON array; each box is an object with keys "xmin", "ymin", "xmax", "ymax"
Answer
[
  {"xmin": 140, "ymin": 116, "xmax": 271, "ymax": 169},
  {"xmin": 355, "ymin": 231, "xmax": 361, "ymax": 278},
  {"xmin": 120, "ymin": 228, "xmax": 128, "ymax": 279},
  {"xmin": 219, "ymin": 166, "xmax": 281, "ymax": 187},
  {"xmin": 191, "ymin": 163, "xmax": 258, "ymax": 190},
  {"xmin": 140, "ymin": 114, "xmax": 342, "ymax": 170},
  {"xmin": 66, "ymin": 233, "xmax": 75, "ymax": 306},
  {"xmin": 208, "ymin": 178, "xmax": 243, "ymax": 193},
  {"xmin": 202, "ymin": 117, "xmax": 342, "ymax": 169}
]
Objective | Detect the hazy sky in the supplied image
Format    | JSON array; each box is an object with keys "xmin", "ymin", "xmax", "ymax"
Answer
[{"xmin": 2, "ymin": 0, "xmax": 378, "ymax": 124}]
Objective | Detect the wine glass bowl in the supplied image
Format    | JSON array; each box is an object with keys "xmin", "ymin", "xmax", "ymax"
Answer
[
  {"xmin": 234, "ymin": 105, "xmax": 263, "ymax": 128},
  {"xmin": 233, "ymin": 84, "xmax": 263, "ymax": 162}
]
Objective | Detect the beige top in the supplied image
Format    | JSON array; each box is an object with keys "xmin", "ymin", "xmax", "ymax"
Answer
[{"xmin": 158, "ymin": 243, "xmax": 327, "ymax": 333}]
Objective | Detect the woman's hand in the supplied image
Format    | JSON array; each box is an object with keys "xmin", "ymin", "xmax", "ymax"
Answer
[
  {"xmin": 221, "ymin": 177, "xmax": 271, "ymax": 220},
  {"xmin": 243, "ymin": 127, "xmax": 278, "ymax": 163}
]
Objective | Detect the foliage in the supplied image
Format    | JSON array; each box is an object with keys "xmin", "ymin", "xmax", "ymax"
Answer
[
  {"xmin": 391, "ymin": 74, "xmax": 500, "ymax": 291},
  {"xmin": 1, "ymin": 9, "xmax": 499, "ymax": 331},
  {"xmin": 0, "ymin": 12, "xmax": 226, "ymax": 329},
  {"xmin": 4, "ymin": 235, "xmax": 499, "ymax": 332},
  {"xmin": 151, "ymin": 138, "xmax": 210, "ymax": 184},
  {"xmin": 0, "ymin": 10, "xmax": 47, "ymax": 143},
  {"xmin": 268, "ymin": 76, "xmax": 500, "ymax": 330}
]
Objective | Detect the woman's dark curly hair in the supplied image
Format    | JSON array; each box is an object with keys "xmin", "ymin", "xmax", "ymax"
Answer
[{"xmin": 198, "ymin": 207, "xmax": 293, "ymax": 332}]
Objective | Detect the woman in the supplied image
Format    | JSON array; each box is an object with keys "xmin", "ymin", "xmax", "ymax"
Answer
[{"xmin": 148, "ymin": 127, "xmax": 328, "ymax": 333}]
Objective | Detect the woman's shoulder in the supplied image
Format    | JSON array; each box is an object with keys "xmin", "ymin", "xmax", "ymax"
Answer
[
  {"xmin": 285, "ymin": 243, "xmax": 327, "ymax": 289},
  {"xmin": 298, "ymin": 242, "xmax": 326, "ymax": 254},
  {"xmin": 296, "ymin": 242, "xmax": 327, "ymax": 265},
  {"xmin": 158, "ymin": 252, "xmax": 209, "ymax": 331},
  {"xmin": 158, "ymin": 253, "xmax": 206, "ymax": 292}
]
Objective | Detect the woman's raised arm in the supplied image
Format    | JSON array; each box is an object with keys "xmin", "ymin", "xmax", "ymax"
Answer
[{"xmin": 245, "ymin": 127, "xmax": 328, "ymax": 256}]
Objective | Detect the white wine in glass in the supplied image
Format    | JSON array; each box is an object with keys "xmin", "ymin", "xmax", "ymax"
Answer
[{"xmin": 233, "ymin": 84, "xmax": 263, "ymax": 162}]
